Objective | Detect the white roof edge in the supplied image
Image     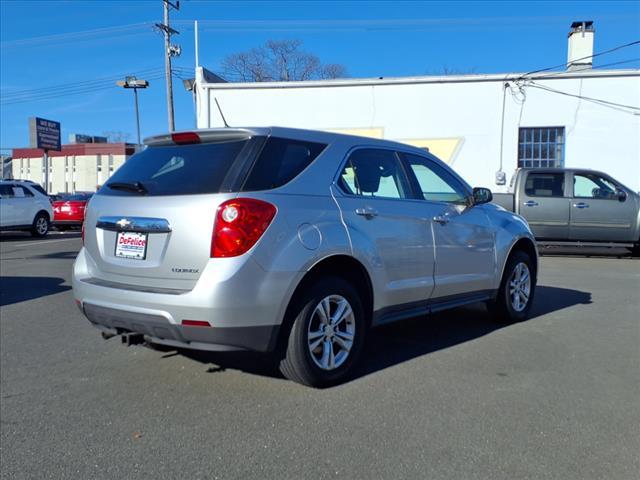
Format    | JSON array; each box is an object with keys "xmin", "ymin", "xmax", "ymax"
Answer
[{"xmin": 198, "ymin": 68, "xmax": 640, "ymax": 89}]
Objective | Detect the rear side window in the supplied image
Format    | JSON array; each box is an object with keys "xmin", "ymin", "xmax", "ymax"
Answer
[
  {"xmin": 14, "ymin": 186, "xmax": 33, "ymax": 197},
  {"xmin": 29, "ymin": 184, "xmax": 47, "ymax": 196},
  {"xmin": 0, "ymin": 185, "xmax": 14, "ymax": 197},
  {"xmin": 100, "ymin": 140, "xmax": 249, "ymax": 196},
  {"xmin": 524, "ymin": 173, "xmax": 564, "ymax": 197},
  {"xmin": 241, "ymin": 137, "xmax": 326, "ymax": 191}
]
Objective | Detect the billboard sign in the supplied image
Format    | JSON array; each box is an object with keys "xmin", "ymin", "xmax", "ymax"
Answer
[{"xmin": 29, "ymin": 117, "xmax": 61, "ymax": 152}]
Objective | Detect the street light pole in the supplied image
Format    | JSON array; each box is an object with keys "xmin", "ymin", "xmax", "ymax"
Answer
[
  {"xmin": 116, "ymin": 76, "xmax": 149, "ymax": 146},
  {"xmin": 133, "ymin": 86, "xmax": 141, "ymax": 145}
]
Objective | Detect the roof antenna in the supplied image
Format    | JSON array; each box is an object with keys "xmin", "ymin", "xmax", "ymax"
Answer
[{"xmin": 214, "ymin": 97, "xmax": 230, "ymax": 128}]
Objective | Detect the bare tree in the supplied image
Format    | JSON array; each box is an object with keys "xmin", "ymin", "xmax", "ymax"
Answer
[
  {"xmin": 320, "ymin": 63, "xmax": 347, "ymax": 80},
  {"xmin": 221, "ymin": 39, "xmax": 347, "ymax": 82}
]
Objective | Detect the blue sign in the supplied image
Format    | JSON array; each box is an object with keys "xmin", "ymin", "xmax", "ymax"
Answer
[{"xmin": 30, "ymin": 117, "xmax": 61, "ymax": 152}]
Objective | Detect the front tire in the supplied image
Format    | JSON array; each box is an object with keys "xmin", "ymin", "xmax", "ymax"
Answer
[
  {"xmin": 31, "ymin": 212, "xmax": 50, "ymax": 237},
  {"xmin": 487, "ymin": 250, "xmax": 536, "ymax": 323},
  {"xmin": 279, "ymin": 276, "xmax": 366, "ymax": 387}
]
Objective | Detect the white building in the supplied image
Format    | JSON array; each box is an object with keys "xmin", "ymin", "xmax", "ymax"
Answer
[
  {"xmin": 11, "ymin": 143, "xmax": 134, "ymax": 193},
  {"xmin": 194, "ymin": 22, "xmax": 640, "ymax": 192}
]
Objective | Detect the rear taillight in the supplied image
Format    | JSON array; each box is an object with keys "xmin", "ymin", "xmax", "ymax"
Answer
[{"xmin": 211, "ymin": 198, "xmax": 276, "ymax": 258}]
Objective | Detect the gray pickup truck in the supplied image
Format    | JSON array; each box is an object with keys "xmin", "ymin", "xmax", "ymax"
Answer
[{"xmin": 493, "ymin": 168, "xmax": 640, "ymax": 255}]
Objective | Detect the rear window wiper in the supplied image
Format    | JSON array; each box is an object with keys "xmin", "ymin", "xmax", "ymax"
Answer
[{"xmin": 106, "ymin": 181, "xmax": 148, "ymax": 194}]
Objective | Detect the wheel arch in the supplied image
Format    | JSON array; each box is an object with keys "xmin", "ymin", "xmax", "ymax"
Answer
[
  {"xmin": 501, "ymin": 236, "xmax": 538, "ymax": 282},
  {"xmin": 35, "ymin": 209, "xmax": 51, "ymax": 221},
  {"xmin": 275, "ymin": 254, "xmax": 374, "ymax": 352}
]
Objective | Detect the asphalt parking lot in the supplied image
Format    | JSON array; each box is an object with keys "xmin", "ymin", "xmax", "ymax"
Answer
[{"xmin": 1, "ymin": 233, "xmax": 638, "ymax": 480}]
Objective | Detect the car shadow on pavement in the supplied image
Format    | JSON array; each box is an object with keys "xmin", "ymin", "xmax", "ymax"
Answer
[
  {"xmin": 33, "ymin": 251, "xmax": 79, "ymax": 260},
  {"xmin": 0, "ymin": 276, "xmax": 71, "ymax": 306},
  {"xmin": 172, "ymin": 285, "xmax": 592, "ymax": 385},
  {"xmin": 0, "ymin": 232, "xmax": 81, "ymax": 242}
]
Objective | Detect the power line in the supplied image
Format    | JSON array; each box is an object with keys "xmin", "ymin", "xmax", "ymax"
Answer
[
  {"xmin": 517, "ymin": 39, "xmax": 640, "ymax": 79},
  {"xmin": 534, "ymin": 58, "xmax": 640, "ymax": 78},
  {"xmin": 172, "ymin": 14, "xmax": 632, "ymax": 31},
  {"xmin": 0, "ymin": 72, "xmax": 174, "ymax": 105},
  {"xmin": 0, "ymin": 22, "xmax": 154, "ymax": 48},
  {"xmin": 527, "ymin": 81, "xmax": 640, "ymax": 113},
  {"xmin": 1, "ymin": 68, "xmax": 165, "ymax": 99}
]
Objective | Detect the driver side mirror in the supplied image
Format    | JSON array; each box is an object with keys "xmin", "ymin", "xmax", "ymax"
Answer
[
  {"xmin": 472, "ymin": 187, "xmax": 493, "ymax": 205},
  {"xmin": 616, "ymin": 188, "xmax": 627, "ymax": 202}
]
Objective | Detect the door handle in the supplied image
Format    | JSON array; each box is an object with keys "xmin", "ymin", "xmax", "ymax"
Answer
[
  {"xmin": 523, "ymin": 200, "xmax": 539, "ymax": 207},
  {"xmin": 432, "ymin": 215, "xmax": 450, "ymax": 225},
  {"xmin": 572, "ymin": 202, "xmax": 589, "ymax": 209},
  {"xmin": 355, "ymin": 207, "xmax": 378, "ymax": 218}
]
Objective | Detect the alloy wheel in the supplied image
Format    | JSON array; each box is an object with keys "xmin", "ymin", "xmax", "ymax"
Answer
[
  {"xmin": 36, "ymin": 217, "xmax": 48, "ymax": 235},
  {"xmin": 509, "ymin": 262, "xmax": 531, "ymax": 312},
  {"xmin": 307, "ymin": 295, "xmax": 356, "ymax": 371}
]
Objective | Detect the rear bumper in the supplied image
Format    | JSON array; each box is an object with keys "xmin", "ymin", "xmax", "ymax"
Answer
[
  {"xmin": 83, "ymin": 303, "xmax": 279, "ymax": 352},
  {"xmin": 72, "ymin": 247, "xmax": 302, "ymax": 353},
  {"xmin": 53, "ymin": 220, "xmax": 82, "ymax": 226}
]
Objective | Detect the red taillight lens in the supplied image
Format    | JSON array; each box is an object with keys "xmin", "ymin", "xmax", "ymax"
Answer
[
  {"xmin": 171, "ymin": 132, "xmax": 201, "ymax": 145},
  {"xmin": 182, "ymin": 320, "xmax": 211, "ymax": 327},
  {"xmin": 211, "ymin": 198, "xmax": 276, "ymax": 258}
]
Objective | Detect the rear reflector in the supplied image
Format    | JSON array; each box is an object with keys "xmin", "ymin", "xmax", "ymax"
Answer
[
  {"xmin": 171, "ymin": 132, "xmax": 201, "ymax": 145},
  {"xmin": 181, "ymin": 320, "xmax": 211, "ymax": 327}
]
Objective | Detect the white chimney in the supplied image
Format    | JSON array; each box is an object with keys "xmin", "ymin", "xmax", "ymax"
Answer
[{"xmin": 567, "ymin": 21, "xmax": 595, "ymax": 71}]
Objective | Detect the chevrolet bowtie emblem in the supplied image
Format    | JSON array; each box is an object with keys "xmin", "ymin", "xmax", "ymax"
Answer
[{"xmin": 116, "ymin": 218, "xmax": 132, "ymax": 228}]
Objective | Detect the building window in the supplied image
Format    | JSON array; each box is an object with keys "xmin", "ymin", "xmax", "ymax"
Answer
[
  {"xmin": 108, "ymin": 154, "xmax": 114, "ymax": 173},
  {"xmin": 518, "ymin": 127, "xmax": 565, "ymax": 168},
  {"xmin": 97, "ymin": 154, "xmax": 102, "ymax": 172}
]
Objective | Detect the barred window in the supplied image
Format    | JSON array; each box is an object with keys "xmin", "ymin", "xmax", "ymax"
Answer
[{"xmin": 518, "ymin": 127, "xmax": 565, "ymax": 168}]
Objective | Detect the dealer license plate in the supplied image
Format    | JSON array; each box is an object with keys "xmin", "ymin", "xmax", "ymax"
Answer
[
  {"xmin": 61, "ymin": 205, "xmax": 71, "ymax": 212},
  {"xmin": 115, "ymin": 232, "xmax": 148, "ymax": 260}
]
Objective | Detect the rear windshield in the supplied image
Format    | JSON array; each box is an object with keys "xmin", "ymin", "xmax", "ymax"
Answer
[
  {"xmin": 99, "ymin": 140, "xmax": 249, "ymax": 196},
  {"xmin": 59, "ymin": 193, "xmax": 92, "ymax": 201}
]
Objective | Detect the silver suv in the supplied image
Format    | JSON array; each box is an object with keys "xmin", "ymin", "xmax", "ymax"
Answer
[{"xmin": 73, "ymin": 127, "xmax": 538, "ymax": 387}]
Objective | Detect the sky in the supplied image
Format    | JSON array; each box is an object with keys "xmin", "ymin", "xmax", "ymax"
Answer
[{"xmin": 1, "ymin": 0, "xmax": 639, "ymax": 152}]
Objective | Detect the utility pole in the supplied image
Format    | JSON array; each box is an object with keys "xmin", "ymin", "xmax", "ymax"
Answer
[{"xmin": 156, "ymin": 0, "xmax": 181, "ymax": 132}]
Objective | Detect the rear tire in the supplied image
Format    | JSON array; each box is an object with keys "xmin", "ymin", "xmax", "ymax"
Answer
[
  {"xmin": 487, "ymin": 250, "xmax": 536, "ymax": 323},
  {"xmin": 279, "ymin": 276, "xmax": 366, "ymax": 387},
  {"xmin": 31, "ymin": 212, "xmax": 49, "ymax": 237}
]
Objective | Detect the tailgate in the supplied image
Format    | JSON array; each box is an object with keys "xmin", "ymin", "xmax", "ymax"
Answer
[{"xmin": 84, "ymin": 193, "xmax": 234, "ymax": 290}]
